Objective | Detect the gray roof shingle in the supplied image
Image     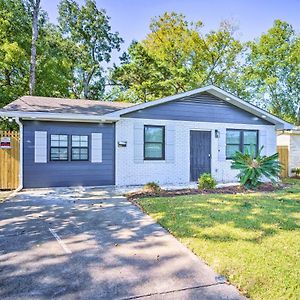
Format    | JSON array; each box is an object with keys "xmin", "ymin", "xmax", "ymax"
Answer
[{"xmin": 2, "ymin": 96, "xmax": 135, "ymax": 116}]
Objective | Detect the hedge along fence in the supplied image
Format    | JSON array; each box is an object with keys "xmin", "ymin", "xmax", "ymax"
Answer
[{"xmin": 0, "ymin": 131, "xmax": 20, "ymax": 190}]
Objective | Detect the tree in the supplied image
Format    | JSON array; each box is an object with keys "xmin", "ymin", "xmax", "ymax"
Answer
[
  {"xmin": 0, "ymin": 0, "xmax": 31, "ymax": 108},
  {"xmin": 244, "ymin": 20, "xmax": 300, "ymax": 124},
  {"xmin": 111, "ymin": 12, "xmax": 244, "ymax": 102},
  {"xmin": 0, "ymin": 0, "xmax": 77, "ymax": 108},
  {"xmin": 110, "ymin": 41, "xmax": 172, "ymax": 102},
  {"xmin": 58, "ymin": 0, "xmax": 123, "ymax": 99},
  {"xmin": 28, "ymin": 0, "xmax": 41, "ymax": 96},
  {"xmin": 35, "ymin": 23, "xmax": 75, "ymax": 97}
]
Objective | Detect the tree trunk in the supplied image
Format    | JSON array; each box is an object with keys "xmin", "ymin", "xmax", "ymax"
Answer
[
  {"xmin": 297, "ymin": 103, "xmax": 300, "ymax": 126},
  {"xmin": 83, "ymin": 78, "xmax": 89, "ymax": 99},
  {"xmin": 29, "ymin": 0, "xmax": 41, "ymax": 96},
  {"xmin": 83, "ymin": 68, "xmax": 96, "ymax": 99}
]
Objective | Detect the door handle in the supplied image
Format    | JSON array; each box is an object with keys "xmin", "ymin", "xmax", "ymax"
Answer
[{"xmin": 208, "ymin": 154, "xmax": 211, "ymax": 158}]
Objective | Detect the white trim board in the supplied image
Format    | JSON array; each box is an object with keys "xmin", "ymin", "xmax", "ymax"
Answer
[
  {"xmin": 0, "ymin": 110, "xmax": 119, "ymax": 123},
  {"xmin": 104, "ymin": 85, "xmax": 293, "ymax": 130},
  {"xmin": 0, "ymin": 85, "xmax": 293, "ymax": 129}
]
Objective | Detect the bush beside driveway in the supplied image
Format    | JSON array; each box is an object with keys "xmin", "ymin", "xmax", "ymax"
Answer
[{"xmin": 138, "ymin": 179, "xmax": 300, "ymax": 299}]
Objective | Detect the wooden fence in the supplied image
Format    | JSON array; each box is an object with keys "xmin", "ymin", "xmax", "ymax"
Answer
[
  {"xmin": 277, "ymin": 146, "xmax": 289, "ymax": 178},
  {"xmin": 0, "ymin": 131, "xmax": 20, "ymax": 190}
]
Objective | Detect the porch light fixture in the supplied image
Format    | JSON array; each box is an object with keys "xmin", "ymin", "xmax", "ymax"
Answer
[{"xmin": 215, "ymin": 130, "xmax": 220, "ymax": 138}]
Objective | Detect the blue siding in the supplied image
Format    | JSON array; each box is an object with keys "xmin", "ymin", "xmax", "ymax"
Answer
[
  {"xmin": 23, "ymin": 121, "xmax": 115, "ymax": 188},
  {"xmin": 123, "ymin": 92, "xmax": 272, "ymax": 125}
]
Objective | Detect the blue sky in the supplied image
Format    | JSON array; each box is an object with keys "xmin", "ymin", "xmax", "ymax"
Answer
[{"xmin": 41, "ymin": 0, "xmax": 300, "ymax": 64}]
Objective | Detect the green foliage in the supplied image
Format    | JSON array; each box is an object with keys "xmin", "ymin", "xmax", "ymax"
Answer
[
  {"xmin": 244, "ymin": 20, "xmax": 300, "ymax": 124},
  {"xmin": 112, "ymin": 16, "xmax": 300, "ymax": 124},
  {"xmin": 143, "ymin": 182, "xmax": 161, "ymax": 194},
  {"xmin": 112, "ymin": 12, "xmax": 245, "ymax": 103},
  {"xmin": 0, "ymin": 117, "xmax": 19, "ymax": 131},
  {"xmin": 291, "ymin": 168, "xmax": 300, "ymax": 176},
  {"xmin": 198, "ymin": 173, "xmax": 217, "ymax": 190},
  {"xmin": 0, "ymin": 2, "xmax": 299, "ymax": 126},
  {"xmin": 0, "ymin": 0, "xmax": 31, "ymax": 107},
  {"xmin": 231, "ymin": 147, "xmax": 281, "ymax": 189},
  {"xmin": 0, "ymin": 0, "xmax": 76, "ymax": 107},
  {"xmin": 35, "ymin": 24, "xmax": 75, "ymax": 97},
  {"xmin": 58, "ymin": 0, "xmax": 123, "ymax": 99}
]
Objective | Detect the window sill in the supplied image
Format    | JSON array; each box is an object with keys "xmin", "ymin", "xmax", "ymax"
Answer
[{"xmin": 143, "ymin": 160, "xmax": 166, "ymax": 163}]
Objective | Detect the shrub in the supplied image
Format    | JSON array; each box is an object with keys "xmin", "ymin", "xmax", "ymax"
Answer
[
  {"xmin": 198, "ymin": 173, "xmax": 217, "ymax": 190},
  {"xmin": 291, "ymin": 168, "xmax": 300, "ymax": 176},
  {"xmin": 231, "ymin": 147, "xmax": 281, "ymax": 189},
  {"xmin": 143, "ymin": 182, "xmax": 161, "ymax": 194}
]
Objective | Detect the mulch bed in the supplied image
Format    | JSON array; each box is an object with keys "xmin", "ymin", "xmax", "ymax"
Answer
[{"xmin": 126, "ymin": 182, "xmax": 285, "ymax": 201}]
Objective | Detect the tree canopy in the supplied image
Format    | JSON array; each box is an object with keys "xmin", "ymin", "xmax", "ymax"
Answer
[
  {"xmin": 0, "ymin": 2, "xmax": 299, "ymax": 124},
  {"xmin": 58, "ymin": 0, "xmax": 123, "ymax": 99},
  {"xmin": 111, "ymin": 13, "xmax": 244, "ymax": 102},
  {"xmin": 244, "ymin": 20, "xmax": 300, "ymax": 124}
]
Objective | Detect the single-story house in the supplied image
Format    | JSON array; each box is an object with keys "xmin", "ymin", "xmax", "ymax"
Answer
[
  {"xmin": 0, "ymin": 85, "xmax": 292, "ymax": 189},
  {"xmin": 277, "ymin": 128, "xmax": 300, "ymax": 176}
]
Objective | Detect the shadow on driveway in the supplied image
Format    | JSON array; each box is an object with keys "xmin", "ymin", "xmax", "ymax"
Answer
[{"xmin": 0, "ymin": 188, "xmax": 244, "ymax": 299}]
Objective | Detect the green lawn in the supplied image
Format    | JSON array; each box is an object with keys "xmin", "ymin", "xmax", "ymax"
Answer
[{"xmin": 138, "ymin": 179, "xmax": 300, "ymax": 300}]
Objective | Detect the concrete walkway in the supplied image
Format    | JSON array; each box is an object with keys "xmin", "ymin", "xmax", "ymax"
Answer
[{"xmin": 0, "ymin": 188, "xmax": 244, "ymax": 299}]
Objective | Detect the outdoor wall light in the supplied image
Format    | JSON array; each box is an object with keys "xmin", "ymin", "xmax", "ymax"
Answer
[
  {"xmin": 215, "ymin": 130, "xmax": 220, "ymax": 138},
  {"xmin": 118, "ymin": 141, "xmax": 127, "ymax": 147}
]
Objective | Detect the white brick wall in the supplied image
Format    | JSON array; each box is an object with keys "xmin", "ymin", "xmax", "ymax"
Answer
[{"xmin": 116, "ymin": 118, "xmax": 277, "ymax": 186}]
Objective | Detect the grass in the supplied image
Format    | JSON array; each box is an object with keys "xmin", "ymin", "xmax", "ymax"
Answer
[{"xmin": 138, "ymin": 179, "xmax": 300, "ymax": 299}]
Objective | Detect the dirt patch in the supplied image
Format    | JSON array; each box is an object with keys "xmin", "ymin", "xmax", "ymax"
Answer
[{"xmin": 126, "ymin": 183, "xmax": 285, "ymax": 202}]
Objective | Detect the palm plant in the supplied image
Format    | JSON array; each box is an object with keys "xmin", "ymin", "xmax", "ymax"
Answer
[{"xmin": 231, "ymin": 147, "xmax": 282, "ymax": 189}]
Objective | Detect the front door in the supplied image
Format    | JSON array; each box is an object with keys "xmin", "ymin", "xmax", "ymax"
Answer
[{"xmin": 190, "ymin": 131, "xmax": 211, "ymax": 181}]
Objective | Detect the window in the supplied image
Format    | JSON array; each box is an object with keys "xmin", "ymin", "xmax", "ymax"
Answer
[
  {"xmin": 144, "ymin": 125, "xmax": 165, "ymax": 160},
  {"xmin": 50, "ymin": 135, "xmax": 68, "ymax": 161},
  {"xmin": 226, "ymin": 129, "xmax": 258, "ymax": 159},
  {"xmin": 71, "ymin": 135, "xmax": 89, "ymax": 161}
]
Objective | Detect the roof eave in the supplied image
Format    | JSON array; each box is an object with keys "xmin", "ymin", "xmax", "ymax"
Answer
[
  {"xmin": 103, "ymin": 85, "xmax": 293, "ymax": 130},
  {"xmin": 0, "ymin": 110, "xmax": 120, "ymax": 123},
  {"xmin": 206, "ymin": 87, "xmax": 293, "ymax": 130}
]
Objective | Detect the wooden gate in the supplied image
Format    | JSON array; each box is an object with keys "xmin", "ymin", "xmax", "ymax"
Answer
[
  {"xmin": 0, "ymin": 131, "xmax": 20, "ymax": 190},
  {"xmin": 277, "ymin": 146, "xmax": 289, "ymax": 178}
]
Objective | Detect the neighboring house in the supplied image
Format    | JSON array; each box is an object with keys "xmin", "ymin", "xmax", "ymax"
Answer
[
  {"xmin": 277, "ymin": 128, "xmax": 300, "ymax": 176},
  {"xmin": 0, "ymin": 85, "xmax": 292, "ymax": 189}
]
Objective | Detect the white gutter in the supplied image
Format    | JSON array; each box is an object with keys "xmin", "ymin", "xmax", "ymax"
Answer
[
  {"xmin": 14, "ymin": 117, "xmax": 23, "ymax": 192},
  {"xmin": 0, "ymin": 111, "xmax": 120, "ymax": 123}
]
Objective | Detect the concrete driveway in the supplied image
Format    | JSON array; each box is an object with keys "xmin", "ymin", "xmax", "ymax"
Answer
[{"xmin": 0, "ymin": 187, "xmax": 244, "ymax": 299}]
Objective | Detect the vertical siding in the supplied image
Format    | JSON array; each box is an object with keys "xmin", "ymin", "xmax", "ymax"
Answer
[
  {"xmin": 23, "ymin": 121, "xmax": 115, "ymax": 188},
  {"xmin": 123, "ymin": 92, "xmax": 272, "ymax": 125},
  {"xmin": 0, "ymin": 131, "xmax": 19, "ymax": 190}
]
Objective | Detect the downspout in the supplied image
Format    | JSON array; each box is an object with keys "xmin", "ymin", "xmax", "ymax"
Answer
[{"xmin": 14, "ymin": 117, "xmax": 23, "ymax": 192}]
